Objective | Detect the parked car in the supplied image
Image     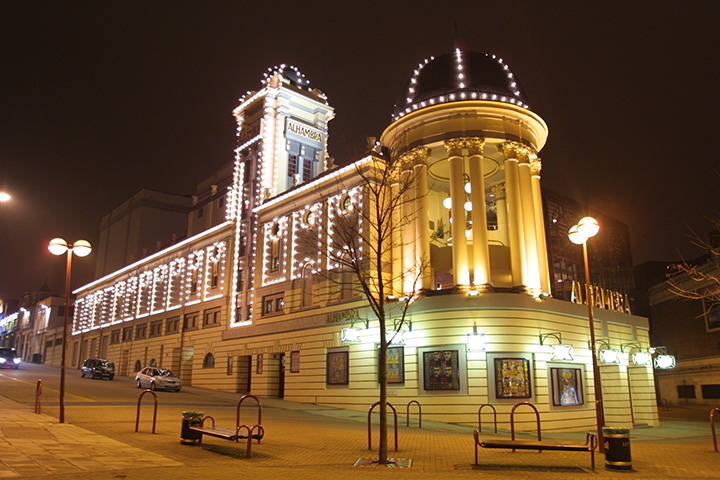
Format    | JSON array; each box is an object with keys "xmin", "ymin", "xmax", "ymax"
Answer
[
  {"xmin": 0, "ymin": 347, "xmax": 21, "ymax": 369},
  {"xmin": 135, "ymin": 367, "xmax": 182, "ymax": 391},
  {"xmin": 80, "ymin": 358, "xmax": 115, "ymax": 380}
]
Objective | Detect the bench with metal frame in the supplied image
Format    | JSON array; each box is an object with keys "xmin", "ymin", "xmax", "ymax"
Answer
[
  {"xmin": 187, "ymin": 394, "xmax": 264, "ymax": 457},
  {"xmin": 472, "ymin": 401, "xmax": 597, "ymax": 470}
]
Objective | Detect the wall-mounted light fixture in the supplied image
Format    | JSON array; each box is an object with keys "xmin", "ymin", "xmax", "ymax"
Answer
[
  {"xmin": 650, "ymin": 346, "xmax": 676, "ymax": 369},
  {"xmin": 621, "ymin": 342, "xmax": 652, "ymax": 366},
  {"xmin": 593, "ymin": 339, "xmax": 621, "ymax": 365},
  {"xmin": 540, "ymin": 332, "xmax": 574, "ymax": 361},
  {"xmin": 466, "ymin": 321, "xmax": 485, "ymax": 352},
  {"xmin": 386, "ymin": 318, "xmax": 412, "ymax": 345},
  {"xmin": 341, "ymin": 317, "xmax": 369, "ymax": 343}
]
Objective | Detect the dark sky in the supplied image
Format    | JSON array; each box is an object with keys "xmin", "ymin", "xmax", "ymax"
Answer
[{"xmin": 1, "ymin": 1, "xmax": 718, "ymax": 301}]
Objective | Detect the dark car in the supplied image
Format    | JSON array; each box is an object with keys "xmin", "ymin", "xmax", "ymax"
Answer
[
  {"xmin": 0, "ymin": 347, "xmax": 21, "ymax": 369},
  {"xmin": 81, "ymin": 358, "xmax": 115, "ymax": 380}
]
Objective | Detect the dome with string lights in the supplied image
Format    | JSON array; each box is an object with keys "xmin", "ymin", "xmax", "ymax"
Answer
[{"xmin": 392, "ymin": 50, "xmax": 529, "ymax": 121}]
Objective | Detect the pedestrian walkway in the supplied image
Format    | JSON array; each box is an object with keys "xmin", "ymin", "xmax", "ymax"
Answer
[{"xmin": 1, "ymin": 389, "xmax": 719, "ymax": 480}]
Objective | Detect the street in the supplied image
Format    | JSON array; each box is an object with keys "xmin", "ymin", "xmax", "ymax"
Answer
[{"xmin": 1, "ymin": 363, "xmax": 719, "ymax": 480}]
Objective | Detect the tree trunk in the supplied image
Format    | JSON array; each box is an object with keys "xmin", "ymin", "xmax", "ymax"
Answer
[{"xmin": 378, "ymin": 319, "xmax": 388, "ymax": 464}]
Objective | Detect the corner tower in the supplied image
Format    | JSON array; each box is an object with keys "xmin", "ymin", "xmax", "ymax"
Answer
[
  {"xmin": 381, "ymin": 50, "xmax": 550, "ymax": 296},
  {"xmin": 228, "ymin": 65, "xmax": 334, "ymax": 325}
]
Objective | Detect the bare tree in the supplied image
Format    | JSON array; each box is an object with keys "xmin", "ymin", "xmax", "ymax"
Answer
[
  {"xmin": 667, "ymin": 222, "xmax": 720, "ymax": 311},
  {"xmin": 305, "ymin": 151, "xmax": 428, "ymax": 465}
]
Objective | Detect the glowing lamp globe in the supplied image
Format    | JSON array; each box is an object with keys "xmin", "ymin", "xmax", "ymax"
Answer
[
  {"xmin": 48, "ymin": 238, "xmax": 69, "ymax": 256},
  {"xmin": 577, "ymin": 217, "xmax": 600, "ymax": 238},
  {"xmin": 73, "ymin": 240, "xmax": 92, "ymax": 257}
]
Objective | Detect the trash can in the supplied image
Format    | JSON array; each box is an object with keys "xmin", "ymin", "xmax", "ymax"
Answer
[
  {"xmin": 603, "ymin": 427, "xmax": 631, "ymax": 469},
  {"xmin": 180, "ymin": 411, "xmax": 204, "ymax": 444}
]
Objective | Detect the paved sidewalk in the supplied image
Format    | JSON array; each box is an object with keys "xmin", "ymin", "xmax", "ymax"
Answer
[{"xmin": 1, "ymin": 389, "xmax": 719, "ymax": 480}]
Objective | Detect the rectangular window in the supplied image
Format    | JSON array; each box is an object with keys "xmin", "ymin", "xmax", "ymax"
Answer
[
  {"xmin": 211, "ymin": 262, "xmax": 219, "ymax": 288},
  {"xmin": 271, "ymin": 239, "xmax": 280, "ymax": 271},
  {"xmin": 198, "ymin": 207, "xmax": 204, "ymax": 218},
  {"xmin": 149, "ymin": 320, "xmax": 163, "ymax": 337},
  {"xmin": 288, "ymin": 154, "xmax": 298, "ymax": 176},
  {"xmin": 183, "ymin": 312, "xmax": 199, "ymax": 331},
  {"xmin": 262, "ymin": 293, "xmax": 284, "ymax": 316},
  {"xmin": 135, "ymin": 324, "xmax": 147, "ymax": 339},
  {"xmin": 203, "ymin": 308, "xmax": 221, "ymax": 327},
  {"xmin": 677, "ymin": 385, "xmax": 696, "ymax": 399},
  {"xmin": 122, "ymin": 327, "xmax": 132, "ymax": 342},
  {"xmin": 237, "ymin": 269, "xmax": 244, "ymax": 291},
  {"xmin": 110, "ymin": 330, "xmax": 120, "ymax": 344},
  {"xmin": 240, "ymin": 236, "xmax": 247, "ymax": 256},
  {"xmin": 227, "ymin": 356, "xmax": 233, "ymax": 376},
  {"xmin": 166, "ymin": 317, "xmax": 180, "ymax": 335},
  {"xmin": 701, "ymin": 384, "xmax": 720, "ymax": 399}
]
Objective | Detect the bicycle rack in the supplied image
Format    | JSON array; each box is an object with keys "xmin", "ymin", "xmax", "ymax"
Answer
[
  {"xmin": 478, "ymin": 403, "xmax": 497, "ymax": 433},
  {"xmin": 237, "ymin": 394, "xmax": 263, "ymax": 444},
  {"xmin": 34, "ymin": 379, "xmax": 42, "ymax": 414},
  {"xmin": 406, "ymin": 400, "xmax": 422, "ymax": 428},
  {"xmin": 135, "ymin": 390, "xmax": 158, "ymax": 433},
  {"xmin": 712, "ymin": 407, "xmax": 720, "ymax": 452},
  {"xmin": 368, "ymin": 401, "xmax": 398, "ymax": 451},
  {"xmin": 510, "ymin": 401, "xmax": 542, "ymax": 452}
]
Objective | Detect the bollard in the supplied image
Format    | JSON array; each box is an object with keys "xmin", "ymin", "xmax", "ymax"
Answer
[{"xmin": 602, "ymin": 427, "xmax": 631, "ymax": 469}]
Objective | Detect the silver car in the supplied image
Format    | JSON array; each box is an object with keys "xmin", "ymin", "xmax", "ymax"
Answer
[{"xmin": 135, "ymin": 367, "xmax": 182, "ymax": 392}]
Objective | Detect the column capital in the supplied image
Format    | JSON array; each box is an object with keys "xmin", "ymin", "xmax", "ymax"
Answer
[
  {"xmin": 498, "ymin": 141, "xmax": 535, "ymax": 162},
  {"xmin": 400, "ymin": 147, "xmax": 430, "ymax": 165},
  {"xmin": 530, "ymin": 156, "xmax": 542, "ymax": 176},
  {"xmin": 444, "ymin": 138, "xmax": 465, "ymax": 157},
  {"xmin": 465, "ymin": 137, "xmax": 485, "ymax": 156}
]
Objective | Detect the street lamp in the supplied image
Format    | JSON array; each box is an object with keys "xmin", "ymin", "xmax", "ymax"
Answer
[
  {"xmin": 0, "ymin": 192, "xmax": 10, "ymax": 202},
  {"xmin": 48, "ymin": 238, "xmax": 91, "ymax": 423},
  {"xmin": 568, "ymin": 216, "xmax": 605, "ymax": 453}
]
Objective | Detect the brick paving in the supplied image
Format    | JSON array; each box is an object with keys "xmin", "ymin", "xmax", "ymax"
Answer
[{"xmin": 1, "ymin": 388, "xmax": 719, "ymax": 480}]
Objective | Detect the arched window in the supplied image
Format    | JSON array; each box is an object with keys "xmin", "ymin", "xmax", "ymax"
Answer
[
  {"xmin": 203, "ymin": 353, "xmax": 215, "ymax": 368},
  {"xmin": 134, "ymin": 360, "xmax": 142, "ymax": 372},
  {"xmin": 149, "ymin": 358, "xmax": 157, "ymax": 367}
]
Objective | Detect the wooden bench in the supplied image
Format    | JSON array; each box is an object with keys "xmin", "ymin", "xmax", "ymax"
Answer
[
  {"xmin": 189, "ymin": 415, "xmax": 264, "ymax": 457},
  {"xmin": 185, "ymin": 394, "xmax": 264, "ymax": 458},
  {"xmin": 474, "ymin": 430, "xmax": 597, "ymax": 470}
]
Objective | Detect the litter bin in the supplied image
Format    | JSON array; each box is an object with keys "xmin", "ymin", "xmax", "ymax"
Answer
[
  {"xmin": 603, "ymin": 427, "xmax": 631, "ymax": 469},
  {"xmin": 180, "ymin": 411, "xmax": 204, "ymax": 444}
]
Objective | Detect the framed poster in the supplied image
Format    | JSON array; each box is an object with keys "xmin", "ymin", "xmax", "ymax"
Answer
[
  {"xmin": 326, "ymin": 350, "xmax": 349, "ymax": 385},
  {"xmin": 423, "ymin": 349, "xmax": 460, "ymax": 390},
  {"xmin": 704, "ymin": 300, "xmax": 720, "ymax": 332},
  {"xmin": 550, "ymin": 367, "xmax": 584, "ymax": 406},
  {"xmin": 256, "ymin": 353, "xmax": 263, "ymax": 374},
  {"xmin": 378, "ymin": 346, "xmax": 404, "ymax": 384},
  {"xmin": 290, "ymin": 350, "xmax": 300, "ymax": 373},
  {"xmin": 494, "ymin": 357, "xmax": 532, "ymax": 399}
]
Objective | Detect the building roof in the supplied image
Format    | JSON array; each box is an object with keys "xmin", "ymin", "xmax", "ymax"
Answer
[{"xmin": 392, "ymin": 50, "xmax": 529, "ymax": 120}]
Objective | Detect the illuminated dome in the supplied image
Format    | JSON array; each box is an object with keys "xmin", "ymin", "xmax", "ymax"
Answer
[
  {"xmin": 392, "ymin": 50, "xmax": 529, "ymax": 120},
  {"xmin": 261, "ymin": 64, "xmax": 311, "ymax": 89}
]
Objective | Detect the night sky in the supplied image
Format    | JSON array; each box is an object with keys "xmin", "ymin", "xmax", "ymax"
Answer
[{"xmin": 1, "ymin": 1, "xmax": 718, "ymax": 301}]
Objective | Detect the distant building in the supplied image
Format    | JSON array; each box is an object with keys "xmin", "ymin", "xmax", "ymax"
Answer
[
  {"xmin": 648, "ymin": 254, "xmax": 720, "ymax": 405},
  {"xmin": 70, "ymin": 52, "xmax": 657, "ymax": 432}
]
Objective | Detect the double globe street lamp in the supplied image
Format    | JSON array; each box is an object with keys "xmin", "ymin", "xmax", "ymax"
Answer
[
  {"xmin": 568, "ymin": 216, "xmax": 605, "ymax": 453},
  {"xmin": 48, "ymin": 238, "xmax": 91, "ymax": 424}
]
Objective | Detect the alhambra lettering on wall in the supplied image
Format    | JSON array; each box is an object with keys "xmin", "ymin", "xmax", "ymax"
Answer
[
  {"xmin": 326, "ymin": 309, "xmax": 358, "ymax": 324},
  {"xmin": 570, "ymin": 281, "xmax": 631, "ymax": 314},
  {"xmin": 286, "ymin": 118, "xmax": 323, "ymax": 144}
]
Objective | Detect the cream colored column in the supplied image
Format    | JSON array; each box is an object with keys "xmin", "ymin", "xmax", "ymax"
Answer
[
  {"xmin": 466, "ymin": 137, "xmax": 491, "ymax": 289},
  {"xmin": 499, "ymin": 141, "xmax": 527, "ymax": 290},
  {"xmin": 390, "ymin": 165, "xmax": 403, "ymax": 296},
  {"xmin": 445, "ymin": 138, "xmax": 470, "ymax": 286},
  {"xmin": 412, "ymin": 147, "xmax": 433, "ymax": 290},
  {"xmin": 530, "ymin": 156, "xmax": 551, "ymax": 295},
  {"xmin": 517, "ymin": 148, "xmax": 541, "ymax": 294},
  {"xmin": 401, "ymin": 156, "xmax": 416, "ymax": 292}
]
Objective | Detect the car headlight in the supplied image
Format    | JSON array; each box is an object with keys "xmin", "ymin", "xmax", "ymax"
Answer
[
  {"xmin": 13, "ymin": 358, "xmax": 20, "ymax": 364},
  {"xmin": 0, "ymin": 358, "xmax": 6, "ymax": 364}
]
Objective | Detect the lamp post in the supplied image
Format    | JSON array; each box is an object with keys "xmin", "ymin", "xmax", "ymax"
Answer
[
  {"xmin": 48, "ymin": 238, "xmax": 91, "ymax": 423},
  {"xmin": 568, "ymin": 216, "xmax": 605, "ymax": 453}
]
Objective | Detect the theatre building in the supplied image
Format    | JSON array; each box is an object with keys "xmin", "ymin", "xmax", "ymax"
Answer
[{"xmin": 72, "ymin": 51, "xmax": 658, "ymax": 432}]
